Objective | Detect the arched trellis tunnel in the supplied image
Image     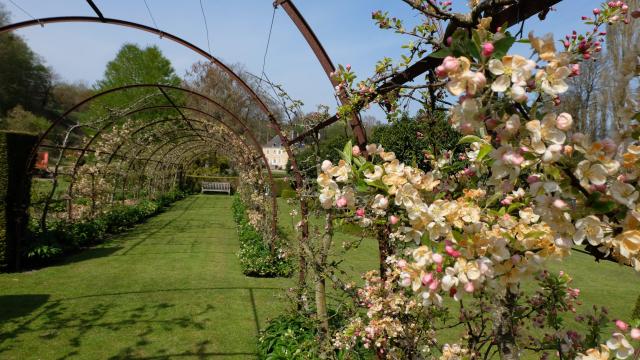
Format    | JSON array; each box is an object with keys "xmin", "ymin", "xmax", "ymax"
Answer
[
  {"xmin": 34, "ymin": 83, "xmax": 281, "ymax": 240},
  {"xmin": 0, "ymin": 0, "xmax": 373, "ymax": 289}
]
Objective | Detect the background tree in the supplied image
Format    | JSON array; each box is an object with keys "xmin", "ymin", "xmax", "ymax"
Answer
[
  {"xmin": 89, "ymin": 43, "xmax": 182, "ymax": 125},
  {"xmin": 561, "ymin": 59, "xmax": 606, "ymax": 139},
  {"xmin": 0, "ymin": 5, "xmax": 53, "ymax": 116},
  {"xmin": 600, "ymin": 0, "xmax": 639, "ymax": 135},
  {"xmin": 369, "ymin": 113, "xmax": 460, "ymax": 172}
]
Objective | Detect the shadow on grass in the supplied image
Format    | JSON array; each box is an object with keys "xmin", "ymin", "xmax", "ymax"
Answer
[
  {"xmin": 0, "ymin": 294, "xmax": 50, "ymax": 322},
  {"xmin": 0, "ymin": 287, "xmax": 280, "ymax": 359}
]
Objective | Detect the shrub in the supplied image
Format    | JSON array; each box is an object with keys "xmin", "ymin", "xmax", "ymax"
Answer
[
  {"xmin": 257, "ymin": 312, "xmax": 368, "ymax": 359},
  {"xmin": 232, "ymin": 196, "xmax": 293, "ymax": 278},
  {"xmin": 257, "ymin": 313, "xmax": 319, "ymax": 359},
  {"xmin": 280, "ymin": 188, "xmax": 297, "ymax": 199},
  {"xmin": 22, "ymin": 189, "xmax": 187, "ymax": 267}
]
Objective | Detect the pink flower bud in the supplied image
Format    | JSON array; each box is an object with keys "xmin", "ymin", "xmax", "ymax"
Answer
[
  {"xmin": 397, "ymin": 259, "xmax": 407, "ymax": 269},
  {"xmin": 527, "ymin": 175, "xmax": 541, "ymax": 184},
  {"xmin": 485, "ymin": 118, "xmax": 499, "ymax": 130},
  {"xmin": 356, "ymin": 208, "xmax": 365, "ymax": 217},
  {"xmin": 631, "ymin": 328, "xmax": 640, "ymax": 340},
  {"xmin": 568, "ymin": 287, "xmax": 580, "ymax": 298},
  {"xmin": 473, "ymin": 72, "xmax": 487, "ymax": 90},
  {"xmin": 502, "ymin": 151, "xmax": 524, "ymax": 166},
  {"xmin": 422, "ymin": 272, "xmax": 433, "ymax": 285},
  {"xmin": 464, "ymin": 282, "xmax": 475, "ymax": 293},
  {"xmin": 446, "ymin": 36, "xmax": 453, "ymax": 46},
  {"xmin": 432, "ymin": 253, "xmax": 443, "ymax": 264},
  {"xmin": 442, "ymin": 56, "xmax": 459, "ymax": 72},
  {"xmin": 593, "ymin": 184, "xmax": 607, "ymax": 192},
  {"xmin": 352, "ymin": 145, "xmax": 361, "ymax": 156},
  {"xmin": 615, "ymin": 320, "xmax": 629, "ymax": 331},
  {"xmin": 336, "ymin": 196, "xmax": 348, "ymax": 208},
  {"xmin": 556, "ymin": 113, "xmax": 573, "ymax": 131},
  {"xmin": 389, "ymin": 215, "xmax": 399, "ymax": 225},
  {"xmin": 346, "ymin": 64, "xmax": 351, "ymax": 71},
  {"xmin": 552, "ymin": 198, "xmax": 569, "ymax": 210},
  {"xmin": 321, "ymin": 160, "xmax": 333, "ymax": 172},
  {"xmin": 445, "ymin": 245, "xmax": 461, "ymax": 258},
  {"xmin": 463, "ymin": 167, "xmax": 476, "ymax": 177},
  {"xmin": 481, "ymin": 42, "xmax": 495, "ymax": 57},
  {"xmin": 459, "ymin": 122, "xmax": 475, "ymax": 135},
  {"xmin": 593, "ymin": 8, "xmax": 601, "ymax": 15},
  {"xmin": 571, "ymin": 63, "xmax": 581, "ymax": 76},
  {"xmin": 435, "ymin": 65, "xmax": 447, "ymax": 78},
  {"xmin": 563, "ymin": 40, "xmax": 571, "ymax": 48},
  {"xmin": 511, "ymin": 254, "xmax": 522, "ymax": 264},
  {"xmin": 501, "ymin": 197, "xmax": 513, "ymax": 206},
  {"xmin": 429, "ymin": 279, "xmax": 439, "ymax": 290}
]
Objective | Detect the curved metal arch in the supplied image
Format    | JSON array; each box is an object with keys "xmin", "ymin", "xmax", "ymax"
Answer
[
  {"xmin": 0, "ymin": 16, "xmax": 273, "ymax": 116},
  {"xmin": 39, "ymin": 84, "xmax": 280, "ymax": 235},
  {"xmin": 0, "ymin": 9, "xmax": 336, "ymax": 264},
  {"xmin": 103, "ymin": 103, "xmax": 260, "ymax": 165},
  {"xmin": 163, "ymin": 138, "xmax": 259, "ymax": 173}
]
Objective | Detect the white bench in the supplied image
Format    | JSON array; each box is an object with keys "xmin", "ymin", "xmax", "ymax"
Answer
[{"xmin": 201, "ymin": 181, "xmax": 231, "ymax": 195}]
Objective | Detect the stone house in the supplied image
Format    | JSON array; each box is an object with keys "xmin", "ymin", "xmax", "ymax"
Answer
[{"xmin": 263, "ymin": 136, "xmax": 289, "ymax": 170}]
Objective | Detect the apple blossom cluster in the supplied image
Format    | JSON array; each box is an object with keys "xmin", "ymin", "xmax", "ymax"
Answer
[
  {"xmin": 317, "ymin": 1, "xmax": 640, "ymax": 357},
  {"xmin": 580, "ymin": 320, "xmax": 640, "ymax": 359},
  {"xmin": 333, "ymin": 267, "xmax": 438, "ymax": 357}
]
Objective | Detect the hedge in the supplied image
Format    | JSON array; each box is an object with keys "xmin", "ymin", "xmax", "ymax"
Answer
[
  {"xmin": 0, "ymin": 131, "xmax": 38, "ymax": 272},
  {"xmin": 232, "ymin": 195, "xmax": 293, "ymax": 277},
  {"xmin": 24, "ymin": 190, "xmax": 187, "ymax": 268}
]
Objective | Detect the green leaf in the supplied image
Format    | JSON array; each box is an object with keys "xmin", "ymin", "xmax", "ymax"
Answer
[
  {"xmin": 477, "ymin": 143, "xmax": 494, "ymax": 161},
  {"xmin": 458, "ymin": 135, "xmax": 485, "ymax": 145},
  {"xmin": 430, "ymin": 47, "xmax": 453, "ymax": 59},
  {"xmin": 340, "ymin": 140, "xmax": 353, "ymax": 165},
  {"xmin": 524, "ymin": 230, "xmax": 546, "ymax": 239},
  {"xmin": 492, "ymin": 36, "xmax": 516, "ymax": 59}
]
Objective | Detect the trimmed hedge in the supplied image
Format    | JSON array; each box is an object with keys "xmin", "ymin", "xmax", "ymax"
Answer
[
  {"xmin": 24, "ymin": 190, "xmax": 187, "ymax": 267},
  {"xmin": 232, "ymin": 195, "xmax": 293, "ymax": 277},
  {"xmin": 0, "ymin": 131, "xmax": 38, "ymax": 272}
]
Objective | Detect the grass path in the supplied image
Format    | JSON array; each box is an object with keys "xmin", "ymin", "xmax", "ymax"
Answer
[{"xmin": 0, "ymin": 195, "xmax": 292, "ymax": 360}]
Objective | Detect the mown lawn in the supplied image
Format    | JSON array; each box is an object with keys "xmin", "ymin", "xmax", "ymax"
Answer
[
  {"xmin": 1, "ymin": 195, "xmax": 638, "ymax": 359},
  {"xmin": 0, "ymin": 195, "xmax": 293, "ymax": 359}
]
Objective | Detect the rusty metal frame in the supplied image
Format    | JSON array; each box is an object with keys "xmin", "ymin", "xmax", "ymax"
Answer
[
  {"xmin": 34, "ymin": 84, "xmax": 280, "ymax": 236},
  {"xmin": 274, "ymin": 0, "xmax": 367, "ymax": 147},
  {"xmin": 287, "ymin": 0, "xmax": 563, "ymax": 145}
]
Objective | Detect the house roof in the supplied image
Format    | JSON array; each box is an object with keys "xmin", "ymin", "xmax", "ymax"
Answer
[{"xmin": 264, "ymin": 135, "xmax": 282, "ymax": 148}]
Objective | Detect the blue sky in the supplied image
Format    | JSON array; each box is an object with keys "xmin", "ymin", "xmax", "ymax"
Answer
[{"xmin": 2, "ymin": 0, "xmax": 602, "ymax": 120}]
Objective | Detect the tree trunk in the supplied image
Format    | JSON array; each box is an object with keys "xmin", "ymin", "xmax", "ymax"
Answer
[
  {"xmin": 494, "ymin": 290, "xmax": 520, "ymax": 360},
  {"xmin": 377, "ymin": 225, "xmax": 392, "ymax": 279}
]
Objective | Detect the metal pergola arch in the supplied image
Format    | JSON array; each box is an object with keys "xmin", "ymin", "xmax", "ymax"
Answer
[
  {"xmin": 0, "ymin": 1, "xmax": 375, "ymax": 289},
  {"xmin": 35, "ymin": 84, "xmax": 281, "ymax": 235}
]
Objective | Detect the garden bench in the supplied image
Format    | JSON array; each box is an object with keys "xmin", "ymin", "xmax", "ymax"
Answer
[{"xmin": 201, "ymin": 181, "xmax": 231, "ymax": 195}]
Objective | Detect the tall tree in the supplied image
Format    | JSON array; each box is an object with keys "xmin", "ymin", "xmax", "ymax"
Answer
[
  {"xmin": 560, "ymin": 59, "xmax": 606, "ymax": 139},
  {"xmin": 600, "ymin": 0, "xmax": 639, "ymax": 135},
  {"xmin": 0, "ymin": 5, "xmax": 53, "ymax": 116},
  {"xmin": 88, "ymin": 44, "xmax": 182, "ymax": 126}
]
